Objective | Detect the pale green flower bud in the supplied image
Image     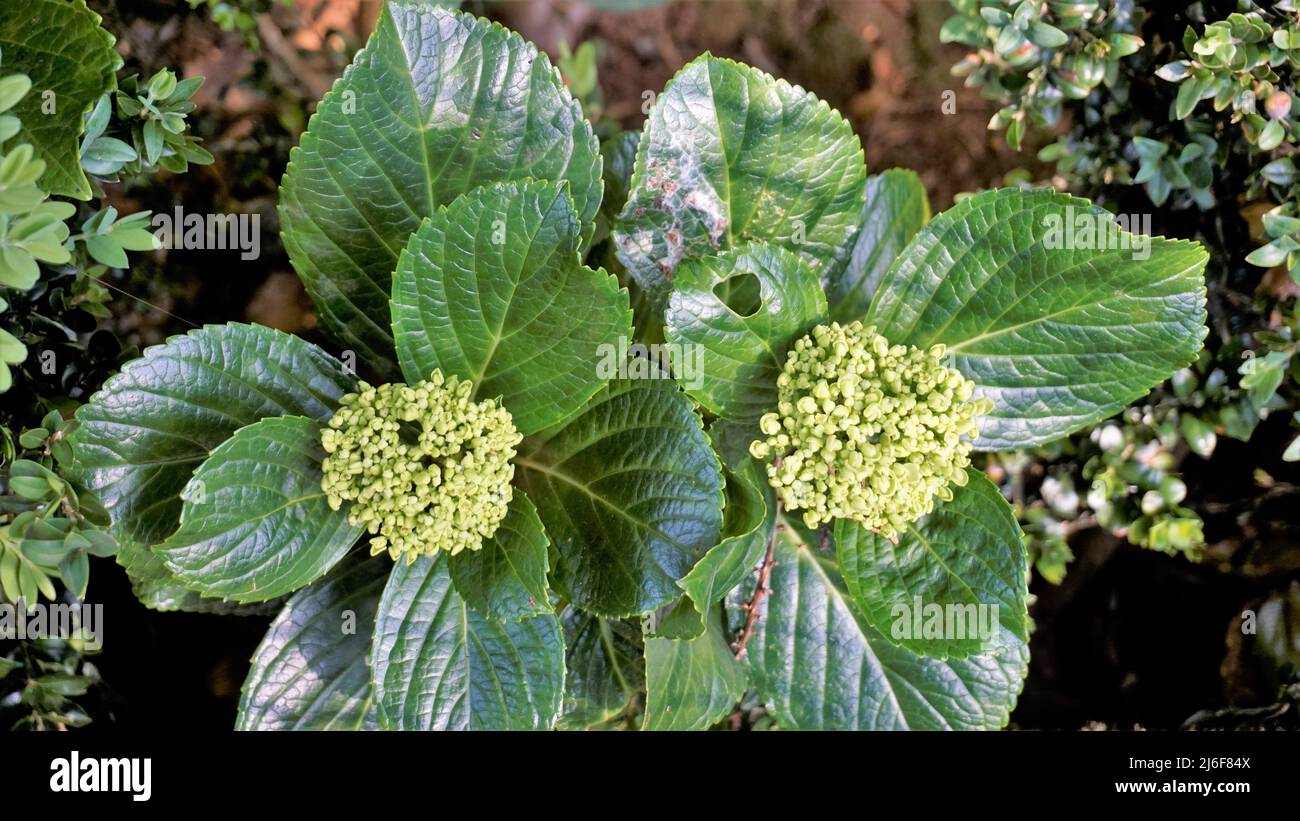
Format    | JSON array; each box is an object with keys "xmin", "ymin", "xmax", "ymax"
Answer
[
  {"xmin": 320, "ymin": 369, "xmax": 521, "ymax": 562},
  {"xmin": 749, "ymin": 321, "xmax": 991, "ymax": 539}
]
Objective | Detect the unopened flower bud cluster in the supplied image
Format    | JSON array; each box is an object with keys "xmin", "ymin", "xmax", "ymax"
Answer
[
  {"xmin": 749, "ymin": 321, "xmax": 991, "ymax": 538},
  {"xmin": 320, "ymin": 370, "xmax": 521, "ymax": 561}
]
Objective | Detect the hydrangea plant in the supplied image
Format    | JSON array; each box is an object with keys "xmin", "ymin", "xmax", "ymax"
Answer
[
  {"xmin": 68, "ymin": 4, "xmax": 1208, "ymax": 731},
  {"xmin": 618, "ymin": 47, "xmax": 1207, "ymax": 727}
]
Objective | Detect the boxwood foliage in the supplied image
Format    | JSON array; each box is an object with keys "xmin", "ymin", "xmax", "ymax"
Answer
[{"xmin": 68, "ymin": 4, "xmax": 1207, "ymax": 730}]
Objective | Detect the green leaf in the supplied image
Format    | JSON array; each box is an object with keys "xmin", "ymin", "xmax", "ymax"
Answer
[
  {"xmin": 1284, "ymin": 430, "xmax": 1300, "ymax": 462},
  {"xmin": 59, "ymin": 549, "xmax": 89, "ymax": 598},
  {"xmin": 1247, "ymin": 241, "xmax": 1290, "ymax": 268},
  {"xmin": 665, "ymin": 242, "xmax": 827, "ymax": 421},
  {"xmin": 599, "ymin": 130, "xmax": 640, "ymax": 227},
  {"xmin": 38, "ymin": 672, "xmax": 90, "ymax": 696},
  {"xmin": 1240, "ymin": 350, "xmax": 1289, "ymax": 406},
  {"xmin": 237, "ymin": 553, "xmax": 389, "ymax": 730},
  {"xmin": 1131, "ymin": 136, "xmax": 1168, "ymax": 161},
  {"xmin": 614, "ymin": 54, "xmax": 867, "ymax": 305},
  {"xmin": 371, "ymin": 553, "xmax": 565, "ymax": 730},
  {"xmin": 1260, "ymin": 158, "xmax": 1297, "ymax": 186},
  {"xmin": 18, "ymin": 556, "xmax": 51, "ymax": 604},
  {"xmin": 827, "ymin": 169, "xmax": 930, "ymax": 322},
  {"xmin": 391, "ymin": 180, "xmax": 631, "ymax": 435},
  {"xmin": 80, "ymin": 93, "xmax": 109, "ymax": 141},
  {"xmin": 643, "ymin": 606, "xmax": 746, "ymax": 730},
  {"xmin": 834, "ymin": 468, "xmax": 1027, "ymax": 659},
  {"xmin": 0, "ymin": 74, "xmax": 31, "ymax": 114},
  {"xmin": 671, "ymin": 435, "xmax": 773, "ymax": 638},
  {"xmin": 1181, "ymin": 413, "xmax": 1217, "ymax": 458},
  {"xmin": 1108, "ymin": 33, "xmax": 1143, "ymax": 57},
  {"xmin": 68, "ymin": 324, "xmax": 355, "ymax": 545},
  {"xmin": 146, "ymin": 69, "xmax": 177, "ymax": 100},
  {"xmin": 940, "ymin": 15, "xmax": 984, "ymax": 47},
  {"xmin": 515, "ymin": 376, "xmax": 724, "ymax": 617},
  {"xmin": 9, "ymin": 476, "xmax": 51, "ymax": 501},
  {"xmin": 279, "ymin": 3, "xmax": 601, "ymax": 376},
  {"xmin": 735, "ymin": 524, "xmax": 1027, "ymax": 729},
  {"xmin": 0, "ymin": 0, "xmax": 120, "ymax": 198},
  {"xmin": 1175, "ymin": 76, "xmax": 1208, "ymax": 119},
  {"xmin": 81, "ymin": 135, "xmax": 136, "ymax": 172},
  {"xmin": 866, "ymin": 189, "xmax": 1208, "ymax": 449},
  {"xmin": 1263, "ymin": 210, "xmax": 1300, "ymax": 238},
  {"xmin": 1026, "ymin": 21, "xmax": 1069, "ymax": 48},
  {"xmin": 155, "ymin": 416, "xmax": 362, "ymax": 603},
  {"xmin": 1155, "ymin": 61, "xmax": 1192, "ymax": 82},
  {"xmin": 1259, "ymin": 119, "xmax": 1286, "ymax": 151},
  {"xmin": 0, "ymin": 548, "xmax": 18, "ymax": 603},
  {"xmin": 558, "ymin": 609, "xmax": 645, "ymax": 729},
  {"xmin": 448, "ymin": 491, "xmax": 552, "ymax": 622},
  {"xmin": 141, "ymin": 117, "xmax": 163, "ymax": 167},
  {"xmin": 114, "ymin": 540, "xmax": 274, "ymax": 615},
  {"xmin": 17, "ymin": 428, "xmax": 46, "ymax": 450},
  {"xmin": 0, "ymin": 328, "xmax": 26, "ymax": 364},
  {"xmin": 83, "ymin": 234, "xmax": 127, "ymax": 268}
]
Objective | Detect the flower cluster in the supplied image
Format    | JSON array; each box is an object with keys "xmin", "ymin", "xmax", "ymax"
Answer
[
  {"xmin": 749, "ymin": 321, "xmax": 991, "ymax": 538},
  {"xmin": 320, "ymin": 370, "xmax": 521, "ymax": 561}
]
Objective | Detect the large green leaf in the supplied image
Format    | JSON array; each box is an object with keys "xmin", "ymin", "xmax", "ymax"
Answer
[
  {"xmin": 558, "ymin": 609, "xmax": 644, "ymax": 729},
  {"xmin": 643, "ymin": 606, "xmax": 746, "ymax": 730},
  {"xmin": 827, "ymin": 169, "xmax": 930, "ymax": 323},
  {"xmin": 115, "ymin": 540, "xmax": 275, "ymax": 615},
  {"xmin": 514, "ymin": 376, "xmax": 724, "ymax": 618},
  {"xmin": 614, "ymin": 54, "xmax": 866, "ymax": 305},
  {"xmin": 236, "ymin": 554, "xmax": 389, "ymax": 731},
  {"xmin": 156, "ymin": 416, "xmax": 361, "ymax": 604},
  {"xmin": 0, "ymin": 0, "xmax": 120, "ymax": 199},
  {"xmin": 68, "ymin": 324, "xmax": 353, "ymax": 545},
  {"xmin": 735, "ymin": 517, "xmax": 1027, "ymax": 730},
  {"xmin": 448, "ymin": 491, "xmax": 551, "ymax": 622},
  {"xmin": 866, "ymin": 188, "xmax": 1208, "ymax": 449},
  {"xmin": 279, "ymin": 3, "xmax": 602, "ymax": 374},
  {"xmin": 391, "ymin": 180, "xmax": 630, "ymax": 434},
  {"xmin": 834, "ymin": 468, "xmax": 1027, "ymax": 659},
  {"xmin": 371, "ymin": 553, "xmax": 565, "ymax": 730},
  {"xmin": 665, "ymin": 242, "xmax": 827, "ymax": 421}
]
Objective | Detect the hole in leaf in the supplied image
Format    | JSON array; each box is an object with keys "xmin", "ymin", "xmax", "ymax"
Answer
[{"xmin": 713, "ymin": 272, "xmax": 763, "ymax": 318}]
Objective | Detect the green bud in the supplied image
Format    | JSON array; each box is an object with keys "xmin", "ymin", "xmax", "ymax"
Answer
[
  {"xmin": 749, "ymin": 321, "xmax": 990, "ymax": 539},
  {"xmin": 320, "ymin": 369, "xmax": 521, "ymax": 561}
]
